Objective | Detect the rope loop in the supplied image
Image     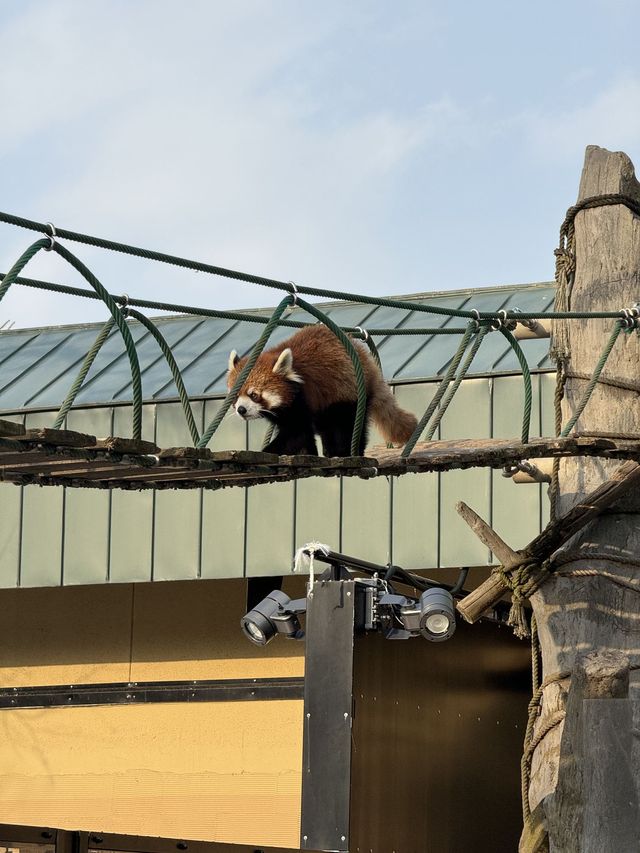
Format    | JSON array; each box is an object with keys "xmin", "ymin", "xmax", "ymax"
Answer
[
  {"xmin": 44, "ymin": 222, "xmax": 56, "ymax": 251},
  {"xmin": 120, "ymin": 293, "xmax": 131, "ymax": 318},
  {"xmin": 620, "ymin": 305, "xmax": 640, "ymax": 331},
  {"xmin": 470, "ymin": 308, "xmax": 481, "ymax": 330},
  {"xmin": 287, "ymin": 280, "xmax": 299, "ymax": 306},
  {"xmin": 354, "ymin": 326, "xmax": 369, "ymax": 341}
]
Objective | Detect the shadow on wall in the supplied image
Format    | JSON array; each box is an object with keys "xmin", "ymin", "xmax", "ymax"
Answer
[{"xmin": 0, "ymin": 575, "xmax": 308, "ymax": 686}]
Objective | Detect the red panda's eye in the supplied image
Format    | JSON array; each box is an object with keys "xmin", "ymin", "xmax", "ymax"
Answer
[{"xmin": 250, "ymin": 391, "xmax": 260, "ymax": 402}]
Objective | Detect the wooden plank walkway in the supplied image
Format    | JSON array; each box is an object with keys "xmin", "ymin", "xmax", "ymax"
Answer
[{"xmin": 1, "ymin": 419, "xmax": 639, "ymax": 491}]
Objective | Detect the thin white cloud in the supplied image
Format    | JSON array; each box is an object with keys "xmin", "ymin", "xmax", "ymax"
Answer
[
  {"xmin": 0, "ymin": 1, "xmax": 467, "ymax": 328},
  {"xmin": 524, "ymin": 78, "xmax": 640, "ymax": 163}
]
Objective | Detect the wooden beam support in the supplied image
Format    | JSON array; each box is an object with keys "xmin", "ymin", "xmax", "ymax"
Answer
[{"xmin": 456, "ymin": 460, "xmax": 640, "ymax": 624}]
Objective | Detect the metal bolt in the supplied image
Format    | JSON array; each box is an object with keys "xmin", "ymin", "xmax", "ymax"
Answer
[
  {"xmin": 176, "ymin": 843, "xmax": 188, "ymax": 851},
  {"xmin": 303, "ymin": 836, "xmax": 308, "ymax": 842},
  {"xmin": 344, "ymin": 712, "xmax": 349, "ymax": 719},
  {"xmin": 341, "ymin": 836, "xmax": 346, "ymax": 842},
  {"xmin": 346, "ymin": 591, "xmax": 351, "ymax": 596}
]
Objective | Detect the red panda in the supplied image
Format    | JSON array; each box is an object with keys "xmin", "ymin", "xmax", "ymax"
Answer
[{"xmin": 227, "ymin": 324, "xmax": 418, "ymax": 456}]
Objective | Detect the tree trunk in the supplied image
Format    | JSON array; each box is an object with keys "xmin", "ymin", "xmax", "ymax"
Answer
[{"xmin": 528, "ymin": 146, "xmax": 640, "ymax": 850}]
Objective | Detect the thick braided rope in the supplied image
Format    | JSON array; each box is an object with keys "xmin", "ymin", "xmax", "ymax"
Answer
[
  {"xmin": 401, "ymin": 322, "xmax": 476, "ymax": 456},
  {"xmin": 0, "ymin": 239, "xmax": 144, "ymax": 438},
  {"xmin": 52, "ymin": 243, "xmax": 144, "ymax": 440},
  {"xmin": 560, "ymin": 319, "xmax": 624, "ymax": 436},
  {"xmin": 53, "ymin": 318, "xmax": 116, "ymax": 429},
  {"xmin": 549, "ymin": 362, "xmax": 566, "ymax": 520},
  {"xmin": 126, "ymin": 308, "xmax": 201, "ymax": 446},
  {"xmin": 424, "ymin": 323, "xmax": 491, "ymax": 441},
  {"xmin": 2, "ymin": 272, "xmax": 473, "ymax": 335},
  {"xmin": 499, "ymin": 326, "xmax": 533, "ymax": 443},
  {"xmin": 0, "ymin": 210, "xmax": 632, "ymax": 321}
]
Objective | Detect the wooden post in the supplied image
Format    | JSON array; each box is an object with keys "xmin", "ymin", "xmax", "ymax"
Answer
[
  {"xmin": 528, "ymin": 147, "xmax": 640, "ymax": 849},
  {"xmin": 544, "ymin": 652, "xmax": 638, "ymax": 852}
]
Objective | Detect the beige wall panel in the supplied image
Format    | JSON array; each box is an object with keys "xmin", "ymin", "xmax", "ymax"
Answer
[
  {"xmin": 130, "ymin": 577, "xmax": 305, "ymax": 681},
  {"xmin": 201, "ymin": 400, "xmax": 246, "ymax": 579},
  {"xmin": 154, "ymin": 403, "xmax": 204, "ymax": 581},
  {"xmin": 0, "ymin": 415, "xmax": 23, "ymax": 587},
  {"xmin": 63, "ymin": 409, "xmax": 112, "ymax": 585},
  {"xmin": 341, "ymin": 477, "xmax": 391, "ymax": 563},
  {"xmin": 295, "ymin": 477, "xmax": 341, "ymax": 553},
  {"xmin": 110, "ymin": 405, "xmax": 156, "ymax": 583},
  {"xmin": 20, "ymin": 412, "xmax": 64, "ymax": 587},
  {"xmin": 439, "ymin": 380, "xmax": 491, "ymax": 567},
  {"xmin": 245, "ymin": 482, "xmax": 295, "ymax": 576},
  {"xmin": 0, "ymin": 701, "xmax": 302, "ymax": 847},
  {"xmin": 392, "ymin": 384, "xmax": 439, "ymax": 568},
  {"xmin": 0, "ymin": 584, "xmax": 133, "ymax": 686},
  {"xmin": 0, "ymin": 483, "xmax": 21, "ymax": 587},
  {"xmin": 0, "ymin": 579, "xmax": 304, "ymax": 687},
  {"xmin": 245, "ymin": 421, "xmax": 295, "ymax": 576}
]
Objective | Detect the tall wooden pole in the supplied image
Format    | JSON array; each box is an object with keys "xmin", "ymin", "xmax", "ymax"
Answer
[{"xmin": 528, "ymin": 147, "xmax": 640, "ymax": 850}]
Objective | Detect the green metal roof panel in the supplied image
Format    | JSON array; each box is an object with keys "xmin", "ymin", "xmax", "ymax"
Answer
[{"xmin": 0, "ymin": 282, "xmax": 555, "ymax": 411}]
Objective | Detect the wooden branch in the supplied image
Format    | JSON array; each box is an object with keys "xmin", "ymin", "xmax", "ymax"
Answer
[{"xmin": 456, "ymin": 460, "xmax": 640, "ymax": 623}]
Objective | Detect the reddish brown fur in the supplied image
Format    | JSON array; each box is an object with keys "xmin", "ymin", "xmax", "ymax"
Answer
[{"xmin": 227, "ymin": 325, "xmax": 418, "ymax": 445}]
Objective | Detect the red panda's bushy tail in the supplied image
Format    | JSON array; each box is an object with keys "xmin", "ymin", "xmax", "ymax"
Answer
[{"xmin": 368, "ymin": 377, "xmax": 418, "ymax": 446}]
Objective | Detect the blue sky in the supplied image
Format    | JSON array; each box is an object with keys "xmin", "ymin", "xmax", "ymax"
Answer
[{"xmin": 1, "ymin": 0, "xmax": 640, "ymax": 328}]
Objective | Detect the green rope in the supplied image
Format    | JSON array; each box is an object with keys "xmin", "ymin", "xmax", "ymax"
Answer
[
  {"xmin": 0, "ymin": 210, "xmax": 630, "ymax": 322},
  {"xmin": 424, "ymin": 323, "xmax": 491, "ymax": 441},
  {"xmin": 294, "ymin": 297, "xmax": 368, "ymax": 455},
  {"xmin": 2, "ymin": 271, "xmax": 471, "ymax": 335},
  {"xmin": 125, "ymin": 308, "xmax": 200, "ymax": 446},
  {"xmin": 499, "ymin": 327, "xmax": 533, "ymax": 444},
  {"xmin": 560, "ymin": 319, "xmax": 624, "ymax": 436},
  {"xmin": 0, "ymin": 239, "xmax": 49, "ymax": 303},
  {"xmin": 51, "ymin": 243, "xmax": 144, "ymax": 440},
  {"xmin": 262, "ymin": 423, "xmax": 277, "ymax": 450},
  {"xmin": 53, "ymin": 318, "xmax": 116, "ymax": 429},
  {"xmin": 401, "ymin": 322, "xmax": 476, "ymax": 456},
  {"xmin": 197, "ymin": 296, "xmax": 295, "ymax": 448},
  {"xmin": 359, "ymin": 332, "xmax": 383, "ymax": 372}
]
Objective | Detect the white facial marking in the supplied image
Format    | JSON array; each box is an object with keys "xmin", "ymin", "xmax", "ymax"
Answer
[
  {"xmin": 234, "ymin": 394, "xmax": 262, "ymax": 420},
  {"xmin": 261, "ymin": 390, "xmax": 282, "ymax": 409}
]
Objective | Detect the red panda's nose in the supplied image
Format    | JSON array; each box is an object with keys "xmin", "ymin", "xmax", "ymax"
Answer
[{"xmin": 237, "ymin": 405, "xmax": 247, "ymax": 416}]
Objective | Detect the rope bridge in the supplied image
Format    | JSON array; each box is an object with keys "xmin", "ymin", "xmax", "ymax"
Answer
[{"xmin": 0, "ymin": 198, "xmax": 638, "ymax": 490}]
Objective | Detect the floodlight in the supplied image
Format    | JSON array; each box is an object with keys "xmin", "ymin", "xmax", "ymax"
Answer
[
  {"xmin": 419, "ymin": 587, "xmax": 456, "ymax": 642},
  {"xmin": 241, "ymin": 590, "xmax": 305, "ymax": 646}
]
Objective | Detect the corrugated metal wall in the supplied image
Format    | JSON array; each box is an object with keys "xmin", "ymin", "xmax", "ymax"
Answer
[{"xmin": 0, "ymin": 372, "xmax": 554, "ymax": 588}]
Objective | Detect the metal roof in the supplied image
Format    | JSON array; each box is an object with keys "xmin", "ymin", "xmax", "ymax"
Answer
[{"xmin": 0, "ymin": 282, "xmax": 555, "ymax": 412}]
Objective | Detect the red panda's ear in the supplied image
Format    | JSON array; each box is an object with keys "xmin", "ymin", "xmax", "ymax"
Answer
[
  {"xmin": 273, "ymin": 348, "xmax": 293, "ymax": 376},
  {"xmin": 228, "ymin": 350, "xmax": 239, "ymax": 372},
  {"xmin": 273, "ymin": 348, "xmax": 303, "ymax": 383}
]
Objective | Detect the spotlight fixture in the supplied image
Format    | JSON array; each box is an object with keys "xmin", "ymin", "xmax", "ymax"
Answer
[
  {"xmin": 418, "ymin": 587, "xmax": 456, "ymax": 642},
  {"xmin": 241, "ymin": 590, "xmax": 307, "ymax": 647},
  {"xmin": 240, "ymin": 549, "xmax": 459, "ymax": 646}
]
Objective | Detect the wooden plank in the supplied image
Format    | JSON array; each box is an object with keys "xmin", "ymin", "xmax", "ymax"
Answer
[
  {"xmin": 0, "ymin": 418, "xmax": 25, "ymax": 437},
  {"xmin": 95, "ymin": 436, "xmax": 159, "ymax": 453},
  {"xmin": 16, "ymin": 427, "xmax": 97, "ymax": 447},
  {"xmin": 372, "ymin": 435, "xmax": 640, "ymax": 475}
]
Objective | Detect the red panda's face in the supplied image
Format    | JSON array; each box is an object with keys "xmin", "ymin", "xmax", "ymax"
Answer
[{"xmin": 227, "ymin": 348, "xmax": 302, "ymax": 421}]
